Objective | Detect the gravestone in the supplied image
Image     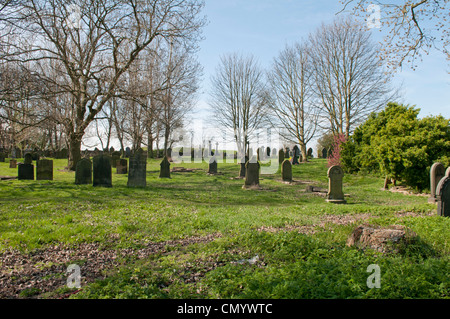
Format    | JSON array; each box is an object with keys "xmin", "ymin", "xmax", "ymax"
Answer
[
  {"xmin": 0, "ymin": 153, "xmax": 5, "ymax": 162},
  {"xmin": 278, "ymin": 149, "xmax": 285, "ymax": 165},
  {"xmin": 116, "ymin": 158, "xmax": 128, "ymax": 174},
  {"xmin": 36, "ymin": 159, "xmax": 53, "ymax": 180},
  {"xmin": 445, "ymin": 167, "xmax": 450, "ymax": 178},
  {"xmin": 18, "ymin": 163, "xmax": 34, "ymax": 180},
  {"xmin": 307, "ymin": 147, "xmax": 313, "ymax": 158},
  {"xmin": 24, "ymin": 153, "xmax": 33, "ymax": 165},
  {"xmin": 125, "ymin": 147, "xmax": 131, "ymax": 158},
  {"xmin": 429, "ymin": 162, "xmax": 445, "ymax": 203},
  {"xmin": 9, "ymin": 159, "xmax": 17, "ymax": 169},
  {"xmin": 322, "ymin": 148, "xmax": 328, "ymax": 159},
  {"xmin": 111, "ymin": 151, "xmax": 121, "ymax": 168},
  {"xmin": 239, "ymin": 156, "xmax": 248, "ymax": 178},
  {"xmin": 281, "ymin": 159, "xmax": 292, "ymax": 182},
  {"xmin": 127, "ymin": 149, "xmax": 147, "ymax": 187},
  {"xmin": 292, "ymin": 145, "xmax": 300, "ymax": 165},
  {"xmin": 208, "ymin": 156, "xmax": 218, "ymax": 175},
  {"xmin": 159, "ymin": 156, "xmax": 171, "ymax": 178},
  {"xmin": 436, "ymin": 176, "xmax": 450, "ymax": 217},
  {"xmin": 326, "ymin": 165, "xmax": 346, "ymax": 203},
  {"xmin": 93, "ymin": 154, "xmax": 112, "ymax": 187},
  {"xmin": 243, "ymin": 157, "xmax": 260, "ymax": 189},
  {"xmin": 284, "ymin": 147, "xmax": 290, "ymax": 158},
  {"xmin": 75, "ymin": 158, "xmax": 92, "ymax": 185}
]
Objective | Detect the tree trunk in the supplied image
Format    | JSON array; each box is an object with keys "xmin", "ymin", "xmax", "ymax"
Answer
[
  {"xmin": 67, "ymin": 134, "xmax": 82, "ymax": 171},
  {"xmin": 300, "ymin": 143, "xmax": 308, "ymax": 163}
]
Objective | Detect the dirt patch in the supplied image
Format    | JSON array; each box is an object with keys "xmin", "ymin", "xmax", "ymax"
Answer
[{"xmin": 0, "ymin": 233, "xmax": 221, "ymax": 299}]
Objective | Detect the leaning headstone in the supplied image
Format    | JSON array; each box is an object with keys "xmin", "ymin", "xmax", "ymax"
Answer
[
  {"xmin": 243, "ymin": 157, "xmax": 260, "ymax": 189},
  {"xmin": 429, "ymin": 162, "xmax": 445, "ymax": 203},
  {"xmin": 159, "ymin": 156, "xmax": 171, "ymax": 178},
  {"xmin": 18, "ymin": 163, "xmax": 34, "ymax": 180},
  {"xmin": 116, "ymin": 158, "xmax": 128, "ymax": 174},
  {"xmin": 127, "ymin": 149, "xmax": 147, "ymax": 187},
  {"xmin": 24, "ymin": 153, "xmax": 33, "ymax": 165},
  {"xmin": 9, "ymin": 159, "xmax": 17, "ymax": 169},
  {"xmin": 75, "ymin": 158, "xmax": 92, "ymax": 185},
  {"xmin": 326, "ymin": 165, "xmax": 346, "ymax": 203},
  {"xmin": 208, "ymin": 156, "xmax": 218, "ymax": 175},
  {"xmin": 93, "ymin": 154, "xmax": 112, "ymax": 187},
  {"xmin": 278, "ymin": 149, "xmax": 285, "ymax": 165},
  {"xmin": 281, "ymin": 159, "xmax": 292, "ymax": 182},
  {"xmin": 436, "ymin": 176, "xmax": 450, "ymax": 217},
  {"xmin": 36, "ymin": 159, "xmax": 53, "ymax": 180}
]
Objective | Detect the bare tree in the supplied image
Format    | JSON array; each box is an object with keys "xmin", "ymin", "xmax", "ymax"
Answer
[
  {"xmin": 308, "ymin": 16, "xmax": 398, "ymax": 138},
  {"xmin": 268, "ymin": 42, "xmax": 320, "ymax": 162},
  {"xmin": 339, "ymin": 0, "xmax": 450, "ymax": 71},
  {"xmin": 1, "ymin": 0, "xmax": 206, "ymax": 170},
  {"xmin": 209, "ymin": 53, "xmax": 270, "ymax": 158}
]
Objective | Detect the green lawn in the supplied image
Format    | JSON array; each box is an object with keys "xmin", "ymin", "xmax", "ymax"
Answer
[{"xmin": 0, "ymin": 157, "xmax": 448, "ymax": 299}]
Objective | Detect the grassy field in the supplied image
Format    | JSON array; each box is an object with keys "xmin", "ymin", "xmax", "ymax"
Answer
[{"xmin": 0, "ymin": 157, "xmax": 448, "ymax": 299}]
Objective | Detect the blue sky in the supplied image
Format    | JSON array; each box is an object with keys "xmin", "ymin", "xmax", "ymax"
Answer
[{"xmin": 195, "ymin": 0, "xmax": 450, "ymax": 121}]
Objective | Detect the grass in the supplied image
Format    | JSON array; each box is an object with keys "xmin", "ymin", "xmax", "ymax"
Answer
[{"xmin": 0, "ymin": 157, "xmax": 448, "ymax": 299}]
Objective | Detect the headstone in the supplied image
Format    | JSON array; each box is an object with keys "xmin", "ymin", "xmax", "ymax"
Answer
[
  {"xmin": 116, "ymin": 158, "xmax": 128, "ymax": 174},
  {"xmin": 111, "ymin": 151, "xmax": 121, "ymax": 168},
  {"xmin": 281, "ymin": 159, "xmax": 293, "ymax": 182},
  {"xmin": 18, "ymin": 163, "xmax": 34, "ymax": 180},
  {"xmin": 24, "ymin": 153, "xmax": 33, "ymax": 165},
  {"xmin": 9, "ymin": 159, "xmax": 17, "ymax": 169},
  {"xmin": 36, "ymin": 159, "xmax": 53, "ymax": 180},
  {"xmin": 284, "ymin": 147, "xmax": 290, "ymax": 158},
  {"xmin": 326, "ymin": 165, "xmax": 346, "ymax": 203},
  {"xmin": 0, "ymin": 153, "xmax": 5, "ymax": 162},
  {"xmin": 159, "ymin": 156, "xmax": 171, "ymax": 178},
  {"xmin": 445, "ymin": 167, "xmax": 450, "ymax": 178},
  {"xmin": 266, "ymin": 147, "xmax": 271, "ymax": 157},
  {"xmin": 322, "ymin": 148, "xmax": 327, "ymax": 159},
  {"xmin": 93, "ymin": 154, "xmax": 112, "ymax": 187},
  {"xmin": 208, "ymin": 156, "xmax": 218, "ymax": 175},
  {"xmin": 75, "ymin": 158, "xmax": 92, "ymax": 185},
  {"xmin": 278, "ymin": 149, "xmax": 285, "ymax": 165},
  {"xmin": 436, "ymin": 176, "xmax": 450, "ymax": 217},
  {"xmin": 127, "ymin": 149, "xmax": 147, "ymax": 187},
  {"xmin": 292, "ymin": 145, "xmax": 300, "ymax": 165},
  {"xmin": 307, "ymin": 148, "xmax": 313, "ymax": 158},
  {"xmin": 429, "ymin": 162, "xmax": 445, "ymax": 203},
  {"xmin": 125, "ymin": 147, "xmax": 131, "ymax": 158},
  {"xmin": 239, "ymin": 156, "xmax": 248, "ymax": 178},
  {"xmin": 243, "ymin": 157, "xmax": 260, "ymax": 189}
]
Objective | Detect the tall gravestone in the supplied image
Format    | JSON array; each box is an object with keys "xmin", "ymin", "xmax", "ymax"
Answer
[
  {"xmin": 281, "ymin": 159, "xmax": 293, "ymax": 182},
  {"xmin": 278, "ymin": 149, "xmax": 285, "ymax": 165},
  {"xmin": 436, "ymin": 176, "xmax": 450, "ymax": 217},
  {"xmin": 243, "ymin": 157, "xmax": 260, "ymax": 189},
  {"xmin": 36, "ymin": 159, "xmax": 53, "ymax": 180},
  {"xmin": 159, "ymin": 156, "xmax": 171, "ymax": 178},
  {"xmin": 127, "ymin": 149, "xmax": 147, "ymax": 187},
  {"xmin": 111, "ymin": 151, "xmax": 121, "ymax": 168},
  {"xmin": 93, "ymin": 154, "xmax": 112, "ymax": 187},
  {"xmin": 292, "ymin": 145, "xmax": 300, "ymax": 165},
  {"xmin": 326, "ymin": 165, "xmax": 346, "ymax": 204},
  {"xmin": 429, "ymin": 162, "xmax": 445, "ymax": 203},
  {"xmin": 208, "ymin": 156, "xmax": 218, "ymax": 175},
  {"xmin": 75, "ymin": 158, "xmax": 92, "ymax": 185},
  {"xmin": 322, "ymin": 148, "xmax": 328, "ymax": 159},
  {"xmin": 116, "ymin": 158, "xmax": 128, "ymax": 174}
]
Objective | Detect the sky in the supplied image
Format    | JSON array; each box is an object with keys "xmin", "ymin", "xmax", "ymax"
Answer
[{"xmin": 190, "ymin": 0, "xmax": 450, "ymax": 148}]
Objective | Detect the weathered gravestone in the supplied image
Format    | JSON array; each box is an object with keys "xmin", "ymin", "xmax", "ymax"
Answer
[
  {"xmin": 278, "ymin": 149, "xmax": 285, "ymax": 165},
  {"xmin": 326, "ymin": 165, "xmax": 346, "ymax": 203},
  {"xmin": 307, "ymin": 147, "xmax": 313, "ymax": 159},
  {"xmin": 243, "ymin": 157, "xmax": 261, "ymax": 189},
  {"xmin": 127, "ymin": 149, "xmax": 147, "ymax": 187},
  {"xmin": 284, "ymin": 147, "xmax": 290, "ymax": 158},
  {"xmin": 239, "ymin": 156, "xmax": 249, "ymax": 178},
  {"xmin": 116, "ymin": 158, "xmax": 128, "ymax": 174},
  {"xmin": 75, "ymin": 158, "xmax": 92, "ymax": 185},
  {"xmin": 111, "ymin": 151, "xmax": 121, "ymax": 168},
  {"xmin": 24, "ymin": 153, "xmax": 33, "ymax": 165},
  {"xmin": 9, "ymin": 159, "xmax": 17, "ymax": 169},
  {"xmin": 436, "ymin": 176, "xmax": 450, "ymax": 217},
  {"xmin": 281, "ymin": 159, "xmax": 292, "ymax": 182},
  {"xmin": 322, "ymin": 148, "xmax": 328, "ymax": 159},
  {"xmin": 159, "ymin": 156, "xmax": 171, "ymax": 178},
  {"xmin": 429, "ymin": 162, "xmax": 445, "ymax": 203},
  {"xmin": 93, "ymin": 154, "xmax": 112, "ymax": 187},
  {"xmin": 18, "ymin": 163, "xmax": 34, "ymax": 180},
  {"xmin": 208, "ymin": 156, "xmax": 218, "ymax": 175},
  {"xmin": 36, "ymin": 159, "xmax": 53, "ymax": 180},
  {"xmin": 125, "ymin": 147, "xmax": 131, "ymax": 158},
  {"xmin": 292, "ymin": 145, "xmax": 300, "ymax": 165}
]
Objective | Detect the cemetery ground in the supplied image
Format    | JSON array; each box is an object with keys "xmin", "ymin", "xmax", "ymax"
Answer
[{"xmin": 0, "ymin": 158, "xmax": 448, "ymax": 299}]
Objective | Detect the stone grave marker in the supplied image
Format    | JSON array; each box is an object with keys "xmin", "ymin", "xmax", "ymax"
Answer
[
  {"xmin": 36, "ymin": 159, "xmax": 53, "ymax": 180},
  {"xmin": 159, "ymin": 156, "xmax": 171, "ymax": 178},
  {"xmin": 208, "ymin": 156, "xmax": 218, "ymax": 175},
  {"xmin": 436, "ymin": 176, "xmax": 450, "ymax": 217},
  {"xmin": 278, "ymin": 149, "xmax": 284, "ymax": 165},
  {"xmin": 111, "ymin": 151, "xmax": 121, "ymax": 168},
  {"xmin": 429, "ymin": 162, "xmax": 445, "ymax": 203},
  {"xmin": 24, "ymin": 153, "xmax": 33, "ymax": 165},
  {"xmin": 281, "ymin": 159, "xmax": 292, "ymax": 182},
  {"xmin": 18, "ymin": 163, "xmax": 34, "ymax": 180},
  {"xmin": 322, "ymin": 148, "xmax": 327, "ymax": 159},
  {"xmin": 75, "ymin": 158, "xmax": 92, "ymax": 185},
  {"xmin": 239, "ymin": 156, "xmax": 248, "ymax": 178},
  {"xmin": 127, "ymin": 149, "xmax": 147, "ymax": 187},
  {"xmin": 243, "ymin": 157, "xmax": 261, "ymax": 189},
  {"xmin": 0, "ymin": 152, "xmax": 5, "ymax": 162},
  {"xmin": 9, "ymin": 159, "xmax": 17, "ymax": 169},
  {"xmin": 93, "ymin": 154, "xmax": 112, "ymax": 187},
  {"xmin": 326, "ymin": 165, "xmax": 346, "ymax": 204},
  {"xmin": 116, "ymin": 158, "xmax": 128, "ymax": 174}
]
